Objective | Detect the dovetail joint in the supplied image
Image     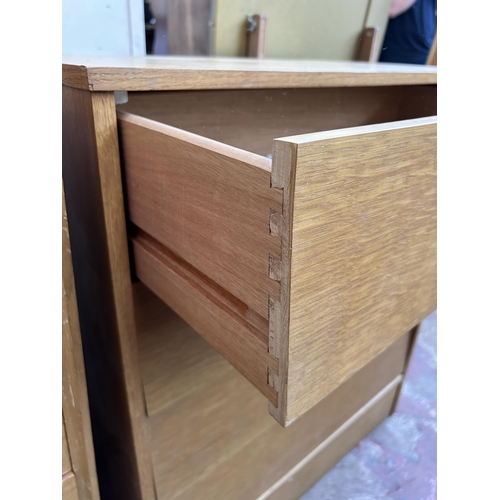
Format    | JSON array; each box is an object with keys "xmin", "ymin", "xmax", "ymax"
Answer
[
  {"xmin": 268, "ymin": 254, "xmax": 282, "ymax": 281},
  {"xmin": 269, "ymin": 208, "xmax": 283, "ymax": 237}
]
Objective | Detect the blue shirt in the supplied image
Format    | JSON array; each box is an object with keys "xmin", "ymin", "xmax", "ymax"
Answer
[{"xmin": 379, "ymin": 0, "xmax": 437, "ymax": 65}]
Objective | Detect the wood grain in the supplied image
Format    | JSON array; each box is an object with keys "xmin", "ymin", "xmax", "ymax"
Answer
[
  {"xmin": 273, "ymin": 116, "xmax": 437, "ymax": 424},
  {"xmin": 133, "ymin": 282, "xmax": 238, "ymax": 416},
  {"xmin": 118, "ymin": 111, "xmax": 281, "ymax": 319},
  {"xmin": 62, "ymin": 87, "xmax": 154, "ymax": 500},
  {"xmin": 62, "ymin": 56, "xmax": 437, "ymax": 91},
  {"xmin": 62, "ymin": 185, "xmax": 100, "ymax": 500},
  {"xmin": 262, "ymin": 379, "xmax": 399, "ymax": 500},
  {"xmin": 134, "ymin": 282, "xmax": 410, "ymax": 499},
  {"xmin": 119, "ymin": 90, "xmax": 436, "ymax": 425},
  {"xmin": 268, "ymin": 139, "xmax": 295, "ymax": 425},
  {"xmin": 131, "ymin": 233, "xmax": 279, "ymax": 406},
  {"xmin": 119, "ymin": 85, "xmax": 436, "ymax": 157}
]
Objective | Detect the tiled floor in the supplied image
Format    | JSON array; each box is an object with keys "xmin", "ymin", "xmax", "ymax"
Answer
[{"xmin": 301, "ymin": 312, "xmax": 437, "ymax": 500}]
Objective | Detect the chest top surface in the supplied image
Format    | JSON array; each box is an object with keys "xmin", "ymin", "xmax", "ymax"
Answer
[{"xmin": 62, "ymin": 56, "xmax": 437, "ymax": 92}]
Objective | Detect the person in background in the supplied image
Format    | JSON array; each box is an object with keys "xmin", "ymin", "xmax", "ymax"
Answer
[
  {"xmin": 379, "ymin": 0, "xmax": 437, "ymax": 64},
  {"xmin": 144, "ymin": 0, "xmax": 157, "ymax": 55}
]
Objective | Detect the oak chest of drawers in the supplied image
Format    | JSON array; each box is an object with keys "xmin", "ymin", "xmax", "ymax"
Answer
[{"xmin": 62, "ymin": 57, "xmax": 436, "ymax": 500}]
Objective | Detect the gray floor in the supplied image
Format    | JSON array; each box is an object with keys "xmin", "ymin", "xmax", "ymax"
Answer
[{"xmin": 300, "ymin": 312, "xmax": 437, "ymax": 500}]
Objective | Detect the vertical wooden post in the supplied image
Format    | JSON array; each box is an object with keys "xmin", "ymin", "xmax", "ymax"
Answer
[
  {"xmin": 358, "ymin": 26, "xmax": 381, "ymax": 62},
  {"xmin": 62, "ymin": 86, "xmax": 155, "ymax": 500},
  {"xmin": 246, "ymin": 14, "xmax": 267, "ymax": 58}
]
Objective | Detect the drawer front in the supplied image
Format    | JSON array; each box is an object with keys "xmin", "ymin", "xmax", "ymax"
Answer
[
  {"xmin": 119, "ymin": 109, "xmax": 436, "ymax": 426},
  {"xmin": 273, "ymin": 116, "xmax": 437, "ymax": 424}
]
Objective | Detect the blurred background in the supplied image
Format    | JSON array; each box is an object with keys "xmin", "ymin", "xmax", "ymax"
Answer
[{"xmin": 62, "ymin": 0, "xmax": 436, "ymax": 65}]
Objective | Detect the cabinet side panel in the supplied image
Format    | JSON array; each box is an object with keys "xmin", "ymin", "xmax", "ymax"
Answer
[
  {"xmin": 62, "ymin": 87, "xmax": 154, "ymax": 500},
  {"xmin": 62, "ymin": 185, "xmax": 100, "ymax": 499}
]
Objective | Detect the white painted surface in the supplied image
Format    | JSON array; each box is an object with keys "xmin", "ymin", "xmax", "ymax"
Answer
[{"xmin": 62, "ymin": 0, "xmax": 145, "ymax": 56}]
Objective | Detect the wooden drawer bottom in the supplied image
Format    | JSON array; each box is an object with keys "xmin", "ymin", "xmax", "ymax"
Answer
[{"xmin": 134, "ymin": 283, "xmax": 410, "ymax": 500}]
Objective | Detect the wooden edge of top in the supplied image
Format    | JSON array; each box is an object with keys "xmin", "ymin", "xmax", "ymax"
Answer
[
  {"xmin": 62, "ymin": 58, "xmax": 437, "ymax": 91},
  {"xmin": 276, "ymin": 115, "xmax": 437, "ymax": 145},
  {"xmin": 62, "ymin": 64, "xmax": 92, "ymax": 90}
]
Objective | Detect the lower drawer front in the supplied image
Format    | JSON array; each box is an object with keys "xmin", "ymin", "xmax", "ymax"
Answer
[
  {"xmin": 134, "ymin": 282, "xmax": 410, "ymax": 500},
  {"xmin": 263, "ymin": 381, "xmax": 398, "ymax": 500},
  {"xmin": 120, "ymin": 102, "xmax": 436, "ymax": 426}
]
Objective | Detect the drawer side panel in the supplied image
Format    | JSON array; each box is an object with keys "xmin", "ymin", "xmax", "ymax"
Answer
[
  {"xmin": 118, "ymin": 112, "xmax": 282, "ymax": 320},
  {"xmin": 131, "ymin": 237, "xmax": 279, "ymax": 407}
]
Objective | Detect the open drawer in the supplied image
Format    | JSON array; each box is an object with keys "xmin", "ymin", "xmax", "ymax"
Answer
[{"xmin": 117, "ymin": 85, "xmax": 436, "ymax": 426}]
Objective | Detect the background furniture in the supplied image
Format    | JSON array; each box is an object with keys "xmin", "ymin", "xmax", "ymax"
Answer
[
  {"xmin": 147, "ymin": 0, "xmax": 391, "ymax": 59},
  {"xmin": 211, "ymin": 0, "xmax": 391, "ymax": 60},
  {"xmin": 62, "ymin": 57, "xmax": 436, "ymax": 499}
]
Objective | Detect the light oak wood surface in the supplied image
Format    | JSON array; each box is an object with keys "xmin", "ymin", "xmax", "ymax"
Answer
[
  {"xmin": 62, "ymin": 56, "xmax": 437, "ymax": 91},
  {"xmin": 119, "ymin": 90, "xmax": 437, "ymax": 425},
  {"xmin": 62, "ymin": 88, "xmax": 154, "ymax": 499},
  {"xmin": 118, "ymin": 111, "xmax": 281, "ymax": 320},
  {"xmin": 63, "ymin": 59, "xmax": 437, "ymax": 496},
  {"xmin": 273, "ymin": 116, "xmax": 437, "ymax": 423},
  {"xmin": 62, "ymin": 185, "xmax": 100, "ymax": 500},
  {"xmin": 131, "ymin": 232, "xmax": 278, "ymax": 406},
  {"xmin": 134, "ymin": 282, "xmax": 410, "ymax": 500}
]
